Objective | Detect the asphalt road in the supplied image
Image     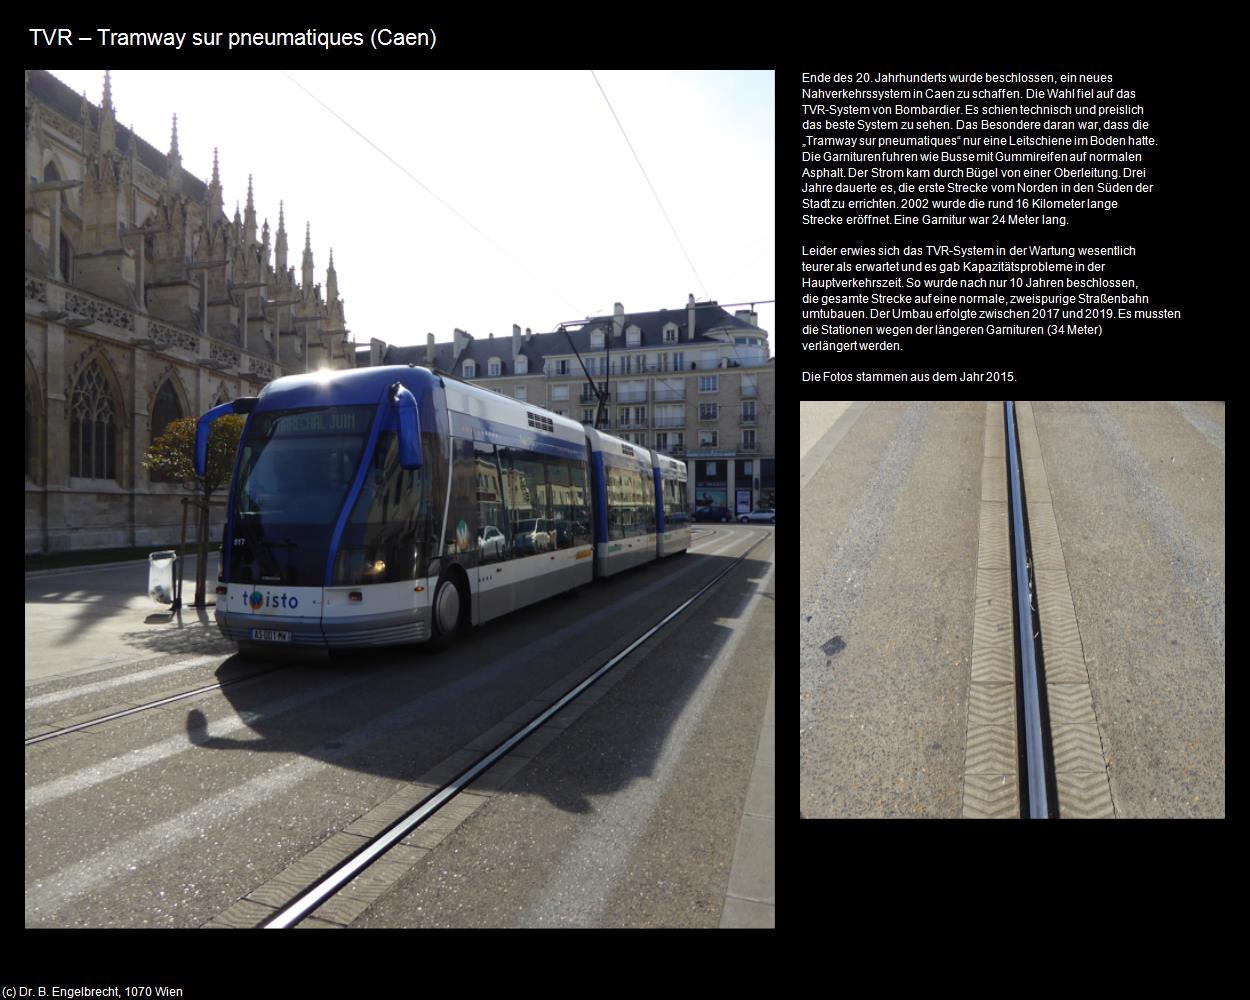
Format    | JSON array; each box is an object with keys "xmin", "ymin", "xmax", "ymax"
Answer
[{"xmin": 25, "ymin": 525, "xmax": 775, "ymax": 927}]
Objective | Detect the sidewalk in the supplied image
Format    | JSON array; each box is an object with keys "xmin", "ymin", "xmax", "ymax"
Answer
[{"xmin": 24, "ymin": 553, "xmax": 231, "ymax": 685}]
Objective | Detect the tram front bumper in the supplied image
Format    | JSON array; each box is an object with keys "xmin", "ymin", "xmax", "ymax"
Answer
[{"xmin": 215, "ymin": 585, "xmax": 431, "ymax": 649}]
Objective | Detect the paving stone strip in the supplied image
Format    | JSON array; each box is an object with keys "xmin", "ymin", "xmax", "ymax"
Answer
[{"xmin": 1015, "ymin": 402, "xmax": 1115, "ymax": 819}]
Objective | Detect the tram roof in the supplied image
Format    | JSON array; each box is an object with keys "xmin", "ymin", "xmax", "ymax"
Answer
[{"xmin": 255, "ymin": 365, "xmax": 442, "ymax": 411}]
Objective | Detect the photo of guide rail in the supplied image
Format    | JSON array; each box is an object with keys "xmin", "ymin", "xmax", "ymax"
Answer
[{"xmin": 800, "ymin": 400, "xmax": 1224, "ymax": 819}]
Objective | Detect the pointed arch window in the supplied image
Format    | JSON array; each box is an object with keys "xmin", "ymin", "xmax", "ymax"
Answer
[
  {"xmin": 149, "ymin": 380, "xmax": 185, "ymax": 482},
  {"xmin": 151, "ymin": 380, "xmax": 184, "ymax": 440},
  {"xmin": 69, "ymin": 362, "xmax": 118, "ymax": 481}
]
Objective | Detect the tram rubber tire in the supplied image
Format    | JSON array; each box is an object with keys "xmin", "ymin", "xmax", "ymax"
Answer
[{"xmin": 428, "ymin": 571, "xmax": 466, "ymax": 649}]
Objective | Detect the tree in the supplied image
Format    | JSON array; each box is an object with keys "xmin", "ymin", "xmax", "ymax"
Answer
[{"xmin": 143, "ymin": 414, "xmax": 245, "ymax": 607}]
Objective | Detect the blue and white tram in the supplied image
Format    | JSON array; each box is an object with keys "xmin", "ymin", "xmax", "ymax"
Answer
[
  {"xmin": 652, "ymin": 450, "xmax": 691, "ymax": 558},
  {"xmin": 583, "ymin": 426, "xmax": 658, "ymax": 577},
  {"xmin": 196, "ymin": 365, "xmax": 604, "ymax": 651}
]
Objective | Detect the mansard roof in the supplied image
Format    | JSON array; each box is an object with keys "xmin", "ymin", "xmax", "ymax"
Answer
[{"xmin": 357, "ymin": 301, "xmax": 767, "ymax": 376}]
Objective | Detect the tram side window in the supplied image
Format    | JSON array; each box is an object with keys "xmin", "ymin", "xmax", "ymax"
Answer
[
  {"xmin": 605, "ymin": 466, "xmax": 622, "ymax": 541},
  {"xmin": 638, "ymin": 468, "xmax": 657, "ymax": 535},
  {"xmin": 607, "ymin": 464, "xmax": 645, "ymax": 540},
  {"xmin": 567, "ymin": 459, "xmax": 592, "ymax": 545},
  {"xmin": 664, "ymin": 477, "xmax": 689, "ymax": 523},
  {"xmin": 545, "ymin": 456, "xmax": 592, "ymax": 549},
  {"xmin": 497, "ymin": 446, "xmax": 551, "ymax": 555},
  {"xmin": 475, "ymin": 441, "xmax": 511, "ymax": 565},
  {"xmin": 446, "ymin": 436, "xmax": 480, "ymax": 564},
  {"xmin": 547, "ymin": 460, "xmax": 574, "ymax": 549}
]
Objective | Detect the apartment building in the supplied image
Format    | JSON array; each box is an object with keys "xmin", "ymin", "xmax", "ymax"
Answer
[{"xmin": 362, "ymin": 296, "xmax": 776, "ymax": 513}]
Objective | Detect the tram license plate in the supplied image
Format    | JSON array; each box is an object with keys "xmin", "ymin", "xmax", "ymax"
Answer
[{"xmin": 250, "ymin": 628, "xmax": 291, "ymax": 643}]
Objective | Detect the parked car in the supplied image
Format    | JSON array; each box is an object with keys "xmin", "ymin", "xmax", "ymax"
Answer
[
  {"xmin": 738, "ymin": 508, "xmax": 776, "ymax": 524},
  {"xmin": 513, "ymin": 518, "xmax": 553, "ymax": 554},
  {"xmin": 692, "ymin": 506, "xmax": 733, "ymax": 523},
  {"xmin": 479, "ymin": 525, "xmax": 508, "ymax": 559}
]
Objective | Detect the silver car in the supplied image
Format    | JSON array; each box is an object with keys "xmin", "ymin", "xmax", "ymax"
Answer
[
  {"xmin": 738, "ymin": 508, "xmax": 775, "ymax": 524},
  {"xmin": 513, "ymin": 518, "xmax": 552, "ymax": 554}
]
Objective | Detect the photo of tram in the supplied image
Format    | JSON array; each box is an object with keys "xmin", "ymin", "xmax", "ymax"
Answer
[{"xmin": 195, "ymin": 365, "xmax": 691, "ymax": 651}]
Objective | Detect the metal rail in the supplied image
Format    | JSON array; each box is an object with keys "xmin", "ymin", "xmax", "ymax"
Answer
[
  {"xmin": 23, "ymin": 665, "xmax": 287, "ymax": 747},
  {"xmin": 1004, "ymin": 401, "xmax": 1049, "ymax": 818}
]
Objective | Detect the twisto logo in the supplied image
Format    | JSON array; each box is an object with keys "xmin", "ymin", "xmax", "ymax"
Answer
[{"xmin": 248, "ymin": 590, "xmax": 299, "ymax": 611}]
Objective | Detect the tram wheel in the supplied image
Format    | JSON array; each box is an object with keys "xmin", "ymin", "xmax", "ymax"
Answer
[{"xmin": 429, "ymin": 571, "xmax": 465, "ymax": 647}]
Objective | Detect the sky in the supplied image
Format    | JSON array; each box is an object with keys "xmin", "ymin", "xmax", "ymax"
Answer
[{"xmin": 46, "ymin": 69, "xmax": 775, "ymax": 356}]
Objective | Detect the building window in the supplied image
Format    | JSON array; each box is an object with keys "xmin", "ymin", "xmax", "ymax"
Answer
[
  {"xmin": 488, "ymin": 358, "xmax": 501, "ymax": 377},
  {"xmin": 741, "ymin": 401, "xmax": 756, "ymax": 422},
  {"xmin": 663, "ymin": 325, "xmax": 678, "ymax": 343},
  {"xmin": 551, "ymin": 384, "xmax": 570, "ymax": 401},
  {"xmin": 70, "ymin": 361, "xmax": 118, "ymax": 481},
  {"xmin": 699, "ymin": 375, "xmax": 719, "ymax": 393},
  {"xmin": 60, "ymin": 232, "xmax": 74, "ymax": 284},
  {"xmin": 514, "ymin": 386, "xmax": 527, "ymax": 401},
  {"xmin": 741, "ymin": 430, "xmax": 757, "ymax": 450},
  {"xmin": 556, "ymin": 359, "xmax": 570, "ymax": 376},
  {"xmin": 590, "ymin": 329, "xmax": 605, "ymax": 350},
  {"xmin": 516, "ymin": 356, "xmax": 528, "ymax": 375},
  {"xmin": 149, "ymin": 380, "xmax": 185, "ymax": 482},
  {"xmin": 464, "ymin": 361, "xmax": 476, "ymax": 378},
  {"xmin": 626, "ymin": 326, "xmax": 641, "ymax": 347},
  {"xmin": 700, "ymin": 402, "xmax": 719, "ymax": 420},
  {"xmin": 699, "ymin": 430, "xmax": 718, "ymax": 448}
]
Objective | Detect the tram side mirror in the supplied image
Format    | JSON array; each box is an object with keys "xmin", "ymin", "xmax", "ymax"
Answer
[
  {"xmin": 392, "ymin": 384, "xmax": 423, "ymax": 470},
  {"xmin": 194, "ymin": 397, "xmax": 258, "ymax": 478}
]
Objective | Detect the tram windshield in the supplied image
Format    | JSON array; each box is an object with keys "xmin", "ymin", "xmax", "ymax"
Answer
[{"xmin": 228, "ymin": 406, "xmax": 375, "ymax": 587}]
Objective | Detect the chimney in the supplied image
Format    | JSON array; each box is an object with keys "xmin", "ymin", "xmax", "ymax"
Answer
[
  {"xmin": 687, "ymin": 294, "xmax": 697, "ymax": 341},
  {"xmin": 512, "ymin": 323, "xmax": 521, "ymax": 364},
  {"xmin": 427, "ymin": 332, "xmax": 435, "ymax": 365},
  {"xmin": 735, "ymin": 308, "xmax": 759, "ymax": 327},
  {"xmin": 370, "ymin": 337, "xmax": 385, "ymax": 367},
  {"xmin": 613, "ymin": 302, "xmax": 624, "ymax": 340},
  {"xmin": 525, "ymin": 327, "xmax": 533, "ymax": 342},
  {"xmin": 453, "ymin": 327, "xmax": 471, "ymax": 358}
]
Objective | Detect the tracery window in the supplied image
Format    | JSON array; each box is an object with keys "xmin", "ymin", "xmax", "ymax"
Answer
[{"xmin": 69, "ymin": 362, "xmax": 118, "ymax": 480}]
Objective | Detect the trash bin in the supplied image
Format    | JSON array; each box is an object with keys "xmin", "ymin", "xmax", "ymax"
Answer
[{"xmin": 148, "ymin": 550, "xmax": 177, "ymax": 605}]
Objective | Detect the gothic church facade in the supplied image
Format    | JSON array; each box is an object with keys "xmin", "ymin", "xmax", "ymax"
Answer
[{"xmin": 24, "ymin": 70, "xmax": 353, "ymax": 553}]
